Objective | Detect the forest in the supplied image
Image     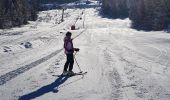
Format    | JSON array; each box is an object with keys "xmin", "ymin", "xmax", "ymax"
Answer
[
  {"xmin": 102, "ymin": 0, "xmax": 170, "ymax": 31},
  {"xmin": 0, "ymin": 0, "xmax": 78, "ymax": 29},
  {"xmin": 1, "ymin": 0, "xmax": 170, "ymax": 30},
  {"xmin": 0, "ymin": 0, "xmax": 39, "ymax": 29}
]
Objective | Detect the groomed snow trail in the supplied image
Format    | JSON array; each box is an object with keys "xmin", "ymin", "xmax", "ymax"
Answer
[{"xmin": 1, "ymin": 1, "xmax": 170, "ymax": 100}]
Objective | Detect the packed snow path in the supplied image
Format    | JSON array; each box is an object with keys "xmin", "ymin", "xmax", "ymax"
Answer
[{"xmin": 1, "ymin": 2, "xmax": 170, "ymax": 100}]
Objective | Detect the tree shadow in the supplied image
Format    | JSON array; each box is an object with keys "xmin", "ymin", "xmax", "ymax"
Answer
[{"xmin": 19, "ymin": 76, "xmax": 69, "ymax": 100}]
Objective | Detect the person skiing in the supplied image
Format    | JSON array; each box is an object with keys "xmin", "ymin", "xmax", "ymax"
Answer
[{"xmin": 63, "ymin": 31, "xmax": 79, "ymax": 75}]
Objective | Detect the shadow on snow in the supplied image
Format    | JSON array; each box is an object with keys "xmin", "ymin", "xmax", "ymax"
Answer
[{"xmin": 19, "ymin": 76, "xmax": 69, "ymax": 100}]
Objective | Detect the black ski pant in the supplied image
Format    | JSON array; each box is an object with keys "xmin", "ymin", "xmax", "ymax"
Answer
[{"xmin": 64, "ymin": 53, "xmax": 74, "ymax": 71}]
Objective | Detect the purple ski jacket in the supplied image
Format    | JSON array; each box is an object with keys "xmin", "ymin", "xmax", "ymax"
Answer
[{"xmin": 64, "ymin": 36, "xmax": 74, "ymax": 54}]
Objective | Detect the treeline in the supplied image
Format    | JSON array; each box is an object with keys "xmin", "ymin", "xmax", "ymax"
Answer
[
  {"xmin": 102, "ymin": 0, "xmax": 128, "ymax": 18},
  {"xmin": 0, "ymin": 0, "xmax": 79, "ymax": 29},
  {"xmin": 0, "ymin": 0, "xmax": 39, "ymax": 29},
  {"xmin": 102, "ymin": 0, "xmax": 170, "ymax": 31}
]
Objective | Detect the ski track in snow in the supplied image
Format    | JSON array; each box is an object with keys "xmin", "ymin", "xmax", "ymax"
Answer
[{"xmin": 0, "ymin": 49, "xmax": 63, "ymax": 86}]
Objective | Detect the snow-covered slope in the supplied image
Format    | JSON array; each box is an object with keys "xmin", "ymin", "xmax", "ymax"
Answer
[{"xmin": 0, "ymin": 1, "xmax": 170, "ymax": 100}]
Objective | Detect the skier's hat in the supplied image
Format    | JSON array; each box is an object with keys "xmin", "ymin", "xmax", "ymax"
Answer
[{"xmin": 66, "ymin": 31, "xmax": 72, "ymax": 36}]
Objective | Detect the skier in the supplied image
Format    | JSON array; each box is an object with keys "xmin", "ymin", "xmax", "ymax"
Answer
[{"xmin": 63, "ymin": 31, "xmax": 79, "ymax": 75}]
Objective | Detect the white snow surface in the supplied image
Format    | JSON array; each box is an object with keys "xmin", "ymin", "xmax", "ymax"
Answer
[{"xmin": 0, "ymin": 1, "xmax": 170, "ymax": 100}]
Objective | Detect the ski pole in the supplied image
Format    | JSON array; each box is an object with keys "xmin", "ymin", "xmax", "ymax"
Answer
[{"xmin": 74, "ymin": 52, "xmax": 83, "ymax": 73}]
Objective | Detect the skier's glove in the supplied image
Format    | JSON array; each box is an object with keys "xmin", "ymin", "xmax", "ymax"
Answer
[{"xmin": 74, "ymin": 48, "xmax": 80, "ymax": 52}]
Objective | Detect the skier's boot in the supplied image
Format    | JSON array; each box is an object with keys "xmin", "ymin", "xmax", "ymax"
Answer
[
  {"xmin": 62, "ymin": 71, "xmax": 68, "ymax": 75},
  {"xmin": 67, "ymin": 71, "xmax": 75, "ymax": 76}
]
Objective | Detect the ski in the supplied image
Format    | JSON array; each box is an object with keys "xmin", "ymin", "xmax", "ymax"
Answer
[
  {"xmin": 71, "ymin": 71, "xmax": 87, "ymax": 76},
  {"xmin": 53, "ymin": 71, "xmax": 87, "ymax": 77}
]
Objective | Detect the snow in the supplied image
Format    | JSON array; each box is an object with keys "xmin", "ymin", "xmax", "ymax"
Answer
[{"xmin": 0, "ymin": 0, "xmax": 170, "ymax": 100}]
